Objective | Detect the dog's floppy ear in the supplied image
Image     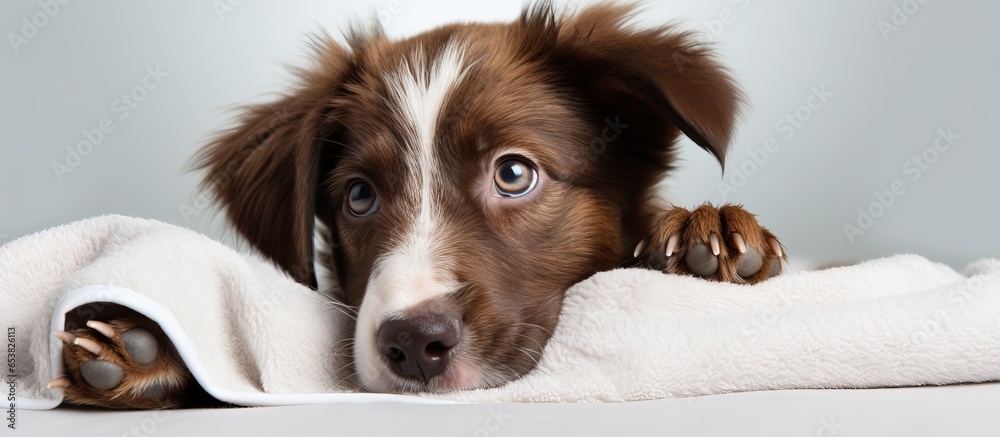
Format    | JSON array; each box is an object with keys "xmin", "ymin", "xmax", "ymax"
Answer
[
  {"xmin": 521, "ymin": 2, "xmax": 742, "ymax": 166},
  {"xmin": 195, "ymin": 35, "xmax": 351, "ymax": 288}
]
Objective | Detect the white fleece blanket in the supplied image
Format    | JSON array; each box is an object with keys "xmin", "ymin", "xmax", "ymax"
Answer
[{"xmin": 2, "ymin": 215, "xmax": 998, "ymax": 409}]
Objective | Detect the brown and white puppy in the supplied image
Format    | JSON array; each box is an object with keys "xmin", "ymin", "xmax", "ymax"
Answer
[{"xmin": 51, "ymin": 2, "xmax": 784, "ymax": 408}]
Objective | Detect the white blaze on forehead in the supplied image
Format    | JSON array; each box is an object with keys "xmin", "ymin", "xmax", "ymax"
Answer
[
  {"xmin": 388, "ymin": 43, "xmax": 469, "ymax": 242},
  {"xmin": 355, "ymin": 43, "xmax": 471, "ymax": 388}
]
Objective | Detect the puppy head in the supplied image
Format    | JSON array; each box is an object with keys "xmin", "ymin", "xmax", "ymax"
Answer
[{"xmin": 197, "ymin": 2, "xmax": 740, "ymax": 393}]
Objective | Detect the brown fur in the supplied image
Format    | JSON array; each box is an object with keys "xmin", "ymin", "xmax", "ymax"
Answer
[
  {"xmin": 200, "ymin": 1, "xmax": 751, "ymax": 392},
  {"xmin": 58, "ymin": 1, "xmax": 784, "ymax": 407}
]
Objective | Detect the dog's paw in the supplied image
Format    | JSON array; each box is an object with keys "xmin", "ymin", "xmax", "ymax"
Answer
[
  {"xmin": 48, "ymin": 313, "xmax": 191, "ymax": 409},
  {"xmin": 631, "ymin": 204, "xmax": 786, "ymax": 284}
]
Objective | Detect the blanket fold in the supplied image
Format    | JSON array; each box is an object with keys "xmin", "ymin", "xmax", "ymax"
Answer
[{"xmin": 1, "ymin": 215, "xmax": 997, "ymax": 409}]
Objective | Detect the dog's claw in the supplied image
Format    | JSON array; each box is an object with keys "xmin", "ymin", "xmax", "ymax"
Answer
[
  {"xmin": 87, "ymin": 320, "xmax": 117, "ymax": 339},
  {"xmin": 664, "ymin": 234, "xmax": 679, "ymax": 257},
  {"xmin": 708, "ymin": 233, "xmax": 721, "ymax": 256},
  {"xmin": 732, "ymin": 232, "xmax": 746, "ymax": 254},
  {"xmin": 768, "ymin": 258, "xmax": 781, "ymax": 277},
  {"xmin": 769, "ymin": 238, "xmax": 783, "ymax": 258},
  {"xmin": 633, "ymin": 239, "xmax": 648, "ymax": 258},
  {"xmin": 684, "ymin": 243, "xmax": 719, "ymax": 277},
  {"xmin": 47, "ymin": 377, "xmax": 71, "ymax": 389},
  {"xmin": 74, "ymin": 337, "xmax": 103, "ymax": 356},
  {"xmin": 54, "ymin": 331, "xmax": 75, "ymax": 345}
]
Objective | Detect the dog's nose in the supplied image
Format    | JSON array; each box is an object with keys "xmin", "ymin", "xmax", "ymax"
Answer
[{"xmin": 377, "ymin": 312, "xmax": 461, "ymax": 383}]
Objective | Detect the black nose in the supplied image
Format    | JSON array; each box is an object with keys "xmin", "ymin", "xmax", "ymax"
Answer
[{"xmin": 377, "ymin": 312, "xmax": 461, "ymax": 383}]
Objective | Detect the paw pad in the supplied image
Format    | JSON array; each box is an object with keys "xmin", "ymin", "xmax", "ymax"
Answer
[
  {"xmin": 80, "ymin": 360, "xmax": 124, "ymax": 390},
  {"xmin": 736, "ymin": 247, "xmax": 763, "ymax": 278},
  {"xmin": 684, "ymin": 243, "xmax": 719, "ymax": 277},
  {"xmin": 121, "ymin": 328, "xmax": 159, "ymax": 365}
]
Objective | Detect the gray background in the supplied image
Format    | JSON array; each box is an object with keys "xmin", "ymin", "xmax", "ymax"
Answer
[{"xmin": 1, "ymin": 0, "xmax": 997, "ymax": 268}]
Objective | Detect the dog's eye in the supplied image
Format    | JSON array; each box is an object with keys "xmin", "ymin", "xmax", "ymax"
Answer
[
  {"xmin": 347, "ymin": 181, "xmax": 379, "ymax": 216},
  {"xmin": 494, "ymin": 159, "xmax": 537, "ymax": 198}
]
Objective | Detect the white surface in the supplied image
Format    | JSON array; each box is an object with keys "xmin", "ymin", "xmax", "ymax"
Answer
[
  {"xmin": 15, "ymin": 383, "xmax": 1000, "ymax": 437},
  {"xmin": 1, "ymin": 0, "xmax": 997, "ymax": 268}
]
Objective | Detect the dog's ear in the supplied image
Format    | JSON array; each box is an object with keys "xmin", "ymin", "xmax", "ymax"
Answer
[
  {"xmin": 196, "ymin": 98, "xmax": 322, "ymax": 287},
  {"xmin": 519, "ymin": 2, "xmax": 742, "ymax": 166},
  {"xmin": 195, "ymin": 35, "xmax": 351, "ymax": 288}
]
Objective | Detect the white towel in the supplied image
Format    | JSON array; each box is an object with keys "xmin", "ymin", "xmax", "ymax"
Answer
[{"xmin": 2, "ymin": 215, "xmax": 997, "ymax": 409}]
